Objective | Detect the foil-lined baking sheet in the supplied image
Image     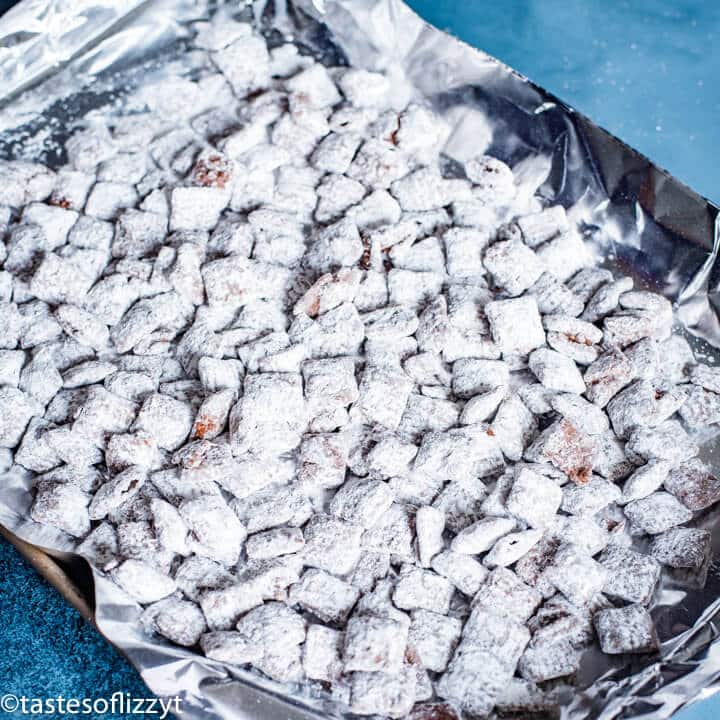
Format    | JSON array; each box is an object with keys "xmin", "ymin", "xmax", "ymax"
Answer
[{"xmin": 1, "ymin": 1, "xmax": 720, "ymax": 718}]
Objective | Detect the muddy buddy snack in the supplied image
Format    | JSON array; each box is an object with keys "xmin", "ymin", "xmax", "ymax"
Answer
[{"xmin": 3, "ymin": 11, "xmax": 720, "ymax": 720}]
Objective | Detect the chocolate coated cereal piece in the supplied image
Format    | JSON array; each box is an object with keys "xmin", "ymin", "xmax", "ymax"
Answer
[
  {"xmin": 430, "ymin": 550, "xmax": 488, "ymax": 597},
  {"xmin": 31, "ymin": 480, "xmax": 91, "ymax": 538},
  {"xmin": 289, "ymin": 569, "xmax": 360, "ymax": 624},
  {"xmin": 393, "ymin": 566, "xmax": 454, "ymax": 614},
  {"xmin": 408, "ymin": 610, "xmax": 462, "ymax": 673},
  {"xmin": 650, "ymin": 527, "xmax": 712, "ymax": 570},
  {"xmin": 623, "ymin": 492, "xmax": 693, "ymax": 535},
  {"xmin": 485, "ymin": 297, "xmax": 545, "ymax": 356},
  {"xmin": 664, "ymin": 459, "xmax": 720, "ymax": 512},
  {"xmin": 547, "ymin": 544, "xmax": 608, "ymax": 606}
]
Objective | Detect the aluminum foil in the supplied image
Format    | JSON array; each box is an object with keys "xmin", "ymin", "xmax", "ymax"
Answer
[{"xmin": 1, "ymin": 1, "xmax": 720, "ymax": 719}]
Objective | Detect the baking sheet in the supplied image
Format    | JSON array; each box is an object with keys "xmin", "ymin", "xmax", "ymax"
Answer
[{"xmin": 1, "ymin": 1, "xmax": 720, "ymax": 719}]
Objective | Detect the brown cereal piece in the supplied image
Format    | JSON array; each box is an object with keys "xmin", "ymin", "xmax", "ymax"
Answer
[
  {"xmin": 414, "ymin": 426, "xmax": 504, "ymax": 482},
  {"xmin": 679, "ymin": 384, "xmax": 720, "ymax": 428},
  {"xmin": 76, "ymin": 522, "xmax": 118, "ymax": 569},
  {"xmin": 483, "ymin": 239, "xmax": 543, "ymax": 296},
  {"xmin": 491, "ymin": 395, "xmax": 538, "ymax": 462},
  {"xmin": 30, "ymin": 480, "xmax": 91, "ymax": 538},
  {"xmin": 229, "ymin": 372, "xmax": 306, "ymax": 456},
  {"xmin": 452, "ymin": 358, "xmax": 509, "ymax": 399},
  {"xmin": 625, "ymin": 419, "xmax": 697, "ymax": 464},
  {"xmin": 431, "ymin": 550, "xmax": 487, "ymax": 597},
  {"xmin": 88, "ymin": 466, "xmax": 147, "ymax": 521},
  {"xmin": 303, "ymin": 514, "xmax": 363, "ymax": 575},
  {"xmin": 513, "ymin": 535, "xmax": 560, "ymax": 598},
  {"xmin": 600, "ymin": 545, "xmax": 660, "ymax": 605},
  {"xmin": 408, "ymin": 610, "xmax": 462, "ymax": 673},
  {"xmin": 624, "ymin": 492, "xmax": 693, "ymax": 535},
  {"xmin": 393, "ymin": 566, "xmax": 454, "ymax": 614},
  {"xmin": 111, "ymin": 559, "xmax": 177, "ymax": 604},
  {"xmin": 302, "ymin": 624, "xmax": 344, "ymax": 682},
  {"xmin": 245, "ymin": 527, "xmax": 304, "ymax": 561},
  {"xmin": 506, "ymin": 467, "xmax": 562, "ymax": 529},
  {"xmin": 664, "ymin": 459, "xmax": 720, "ymax": 511},
  {"xmin": 605, "ymin": 379, "xmax": 656, "ymax": 439},
  {"xmin": 620, "ymin": 460, "xmax": 672, "ymax": 504},
  {"xmin": 582, "ymin": 276, "xmax": 634, "ymax": 323},
  {"xmin": 179, "ymin": 494, "xmax": 246, "ymax": 566},
  {"xmin": 289, "ymin": 569, "xmax": 360, "ymax": 624},
  {"xmin": 546, "ymin": 544, "xmax": 607, "ymax": 606},
  {"xmin": 141, "ymin": 597, "xmax": 206, "ymax": 647},
  {"xmin": 363, "ymin": 503, "xmax": 415, "ymax": 562},
  {"xmin": 350, "ymin": 665, "xmax": 417, "ymax": 718},
  {"xmin": 594, "ymin": 604, "xmax": 658, "ymax": 655},
  {"xmin": 650, "ymin": 527, "xmax": 712, "ymax": 570},
  {"xmin": 485, "ymin": 296, "xmax": 545, "ymax": 356},
  {"xmin": 525, "ymin": 418, "xmax": 597, "ymax": 485}
]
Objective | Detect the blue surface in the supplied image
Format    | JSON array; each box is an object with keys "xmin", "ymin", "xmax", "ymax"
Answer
[{"xmin": 0, "ymin": 1, "xmax": 719, "ymax": 719}]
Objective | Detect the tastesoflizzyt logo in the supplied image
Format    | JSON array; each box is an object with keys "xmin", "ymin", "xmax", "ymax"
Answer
[{"xmin": 0, "ymin": 692, "xmax": 181, "ymax": 717}]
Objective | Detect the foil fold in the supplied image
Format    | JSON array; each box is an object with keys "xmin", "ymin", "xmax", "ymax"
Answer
[{"xmin": 1, "ymin": 1, "xmax": 719, "ymax": 718}]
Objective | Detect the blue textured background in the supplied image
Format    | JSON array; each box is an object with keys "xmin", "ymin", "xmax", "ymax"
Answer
[{"xmin": 0, "ymin": 0, "xmax": 719, "ymax": 718}]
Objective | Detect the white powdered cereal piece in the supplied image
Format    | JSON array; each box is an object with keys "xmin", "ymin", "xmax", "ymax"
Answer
[
  {"xmin": 483, "ymin": 529, "xmax": 542, "ymax": 568},
  {"xmin": 350, "ymin": 665, "xmax": 417, "ymax": 718},
  {"xmin": 294, "ymin": 269, "xmax": 360, "ymax": 318},
  {"xmin": 620, "ymin": 461, "xmax": 672, "ymax": 504},
  {"xmin": 19, "ymin": 346, "xmax": 62, "ymax": 406},
  {"xmin": 245, "ymin": 527, "xmax": 304, "ymax": 560},
  {"xmin": 150, "ymin": 498, "xmax": 189, "ymax": 556},
  {"xmin": 687, "ymin": 363, "xmax": 720, "ymax": 393},
  {"xmin": 516, "ymin": 205, "xmax": 568, "ymax": 247},
  {"xmin": 22, "ymin": 202, "xmax": 78, "ymax": 248},
  {"xmin": 112, "ymin": 559, "xmax": 176, "ymax": 604},
  {"xmin": 452, "ymin": 358, "xmax": 509, "ymax": 399},
  {"xmin": 198, "ymin": 357, "xmax": 243, "ymax": 392},
  {"xmin": 303, "ymin": 514, "xmax": 363, "ymax": 575},
  {"xmin": 348, "ymin": 139, "xmax": 409, "ymax": 190},
  {"xmin": 600, "ymin": 545, "xmax": 660, "ymax": 605},
  {"xmin": 535, "ymin": 231, "xmax": 590, "ymax": 282},
  {"xmin": 483, "ymin": 239, "xmax": 543, "ymax": 296},
  {"xmin": 212, "ymin": 34, "xmax": 270, "ymax": 95},
  {"xmin": 355, "ymin": 366, "xmax": 413, "ymax": 430},
  {"xmin": 431, "ymin": 550, "xmax": 487, "ymax": 597},
  {"xmin": 485, "ymin": 297, "xmax": 545, "ymax": 356},
  {"xmin": 180, "ymin": 494, "xmax": 246, "ymax": 566},
  {"xmin": 303, "ymin": 624, "xmax": 344, "ymax": 682},
  {"xmin": 550, "ymin": 393, "xmax": 609, "ymax": 435},
  {"xmin": 85, "ymin": 182, "xmax": 138, "ymax": 220},
  {"xmin": 506, "ymin": 467, "xmax": 562, "ymax": 529},
  {"xmin": 30, "ymin": 253, "xmax": 94, "ymax": 305},
  {"xmin": 560, "ymin": 476, "xmax": 621, "ymax": 516},
  {"xmin": 471, "ymin": 567, "xmax": 542, "ymax": 622},
  {"xmin": 444, "ymin": 227, "xmax": 489, "ymax": 278},
  {"xmin": 491, "ymin": 395, "xmax": 538, "ymax": 462},
  {"xmin": 189, "ymin": 389, "xmax": 235, "ymax": 441},
  {"xmin": 289, "ymin": 569, "xmax": 360, "ymax": 623},
  {"xmin": 289, "ymin": 303, "xmax": 364, "ymax": 358},
  {"xmin": 105, "ymin": 431, "xmax": 157, "ymax": 472},
  {"xmin": 63, "ymin": 360, "xmax": 117, "ymax": 389},
  {"xmin": 55, "ymin": 304, "xmax": 109, "ymax": 350},
  {"xmin": 393, "ymin": 566, "xmax": 454, "ymax": 614},
  {"xmin": 582, "ymin": 277, "xmax": 634, "ymax": 323},
  {"xmin": 315, "ymin": 174, "xmax": 366, "ymax": 223},
  {"xmin": 329, "ymin": 475, "xmax": 393, "ymax": 526},
  {"xmin": 65, "ymin": 125, "xmax": 116, "ymax": 172},
  {"xmin": 606, "ymin": 379, "xmax": 658, "ymax": 439},
  {"xmin": 170, "ymin": 186, "xmax": 228, "ymax": 232},
  {"xmin": 232, "ymin": 485, "xmax": 311, "ymax": 534},
  {"xmin": 200, "ymin": 629, "xmax": 259, "ymax": 664},
  {"xmin": 529, "ymin": 348, "xmax": 585, "ymax": 394},
  {"xmin": 229, "ymin": 373, "xmax": 306, "ymax": 455},
  {"xmin": 143, "ymin": 597, "xmax": 206, "ymax": 647},
  {"xmin": 344, "ymin": 613, "xmax": 407, "ymax": 673},
  {"xmin": 363, "ymin": 305, "xmax": 418, "ymax": 340},
  {"xmin": 594, "ymin": 604, "xmax": 658, "ymax": 655},
  {"xmin": 88, "ymin": 466, "xmax": 147, "ymax": 521},
  {"xmin": 547, "ymin": 544, "xmax": 607, "ymax": 606},
  {"xmin": 678, "ymin": 384, "xmax": 720, "ymax": 428},
  {"xmin": 415, "ymin": 506, "xmax": 445, "ymax": 567},
  {"xmin": 391, "ymin": 168, "xmax": 471, "ymax": 212},
  {"xmin": 387, "ymin": 269, "xmax": 443, "ymax": 309},
  {"xmin": 465, "ymin": 155, "xmax": 515, "ymax": 205},
  {"xmin": 567, "ymin": 267, "xmax": 613, "ymax": 303},
  {"xmin": 298, "ymin": 433, "xmax": 348, "ymax": 490},
  {"xmin": 30, "ymin": 480, "xmax": 91, "ymax": 538},
  {"xmin": 451, "ymin": 517, "xmax": 516, "ymax": 554},
  {"xmin": 0, "ymin": 160, "xmax": 56, "ymax": 207},
  {"xmin": 134, "ymin": 392, "xmax": 193, "ymax": 451},
  {"xmin": 408, "ymin": 610, "xmax": 462, "ymax": 673},
  {"xmin": 528, "ymin": 272, "xmax": 584, "ymax": 318}
]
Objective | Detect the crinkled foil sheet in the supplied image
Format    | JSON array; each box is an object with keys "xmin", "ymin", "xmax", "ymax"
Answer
[{"xmin": 1, "ymin": 1, "xmax": 720, "ymax": 719}]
